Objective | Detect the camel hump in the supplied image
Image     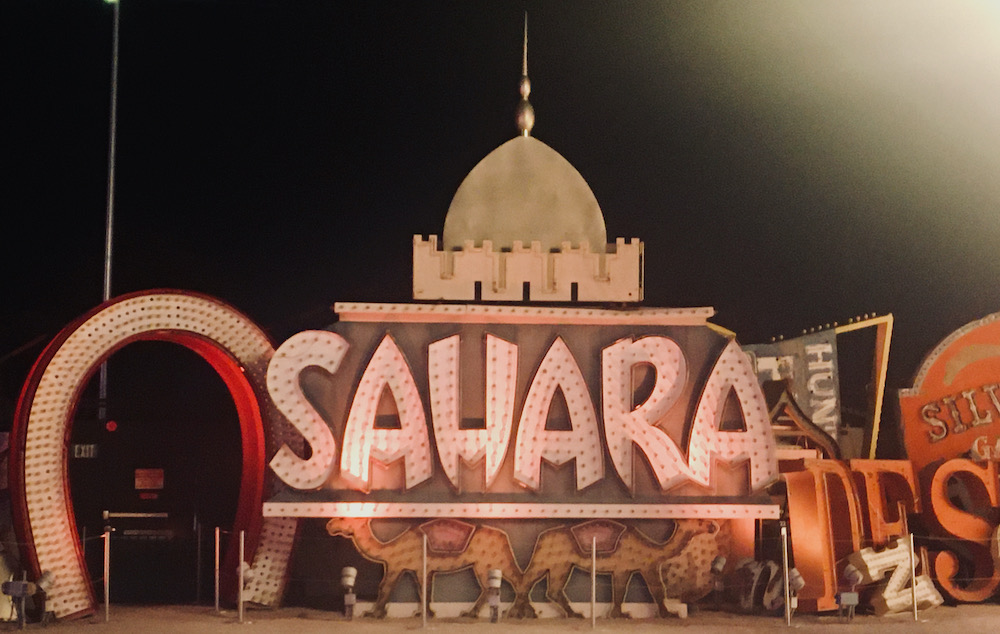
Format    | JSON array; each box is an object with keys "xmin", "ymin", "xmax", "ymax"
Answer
[
  {"xmin": 418, "ymin": 518, "xmax": 477, "ymax": 554},
  {"xmin": 569, "ymin": 519, "xmax": 627, "ymax": 556},
  {"xmin": 673, "ymin": 518, "xmax": 720, "ymax": 539}
]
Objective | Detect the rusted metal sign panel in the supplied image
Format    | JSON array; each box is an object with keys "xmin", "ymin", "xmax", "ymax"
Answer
[{"xmin": 900, "ymin": 312, "xmax": 1000, "ymax": 476}]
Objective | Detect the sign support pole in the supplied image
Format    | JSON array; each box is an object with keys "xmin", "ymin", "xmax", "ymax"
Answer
[
  {"xmin": 909, "ymin": 533, "xmax": 918, "ymax": 622},
  {"xmin": 422, "ymin": 534, "xmax": 428, "ymax": 628},
  {"xmin": 238, "ymin": 531, "xmax": 245, "ymax": 624},
  {"xmin": 195, "ymin": 515, "xmax": 202, "ymax": 604},
  {"xmin": 103, "ymin": 531, "xmax": 110, "ymax": 623},
  {"xmin": 214, "ymin": 527, "xmax": 221, "ymax": 613},
  {"xmin": 781, "ymin": 522, "xmax": 791, "ymax": 627},
  {"xmin": 591, "ymin": 536, "xmax": 596, "ymax": 628}
]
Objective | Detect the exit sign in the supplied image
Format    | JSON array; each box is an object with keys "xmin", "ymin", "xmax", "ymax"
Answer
[{"xmin": 71, "ymin": 444, "xmax": 98, "ymax": 459}]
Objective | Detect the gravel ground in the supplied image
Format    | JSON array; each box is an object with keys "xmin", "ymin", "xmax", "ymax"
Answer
[{"xmin": 8, "ymin": 603, "xmax": 1000, "ymax": 634}]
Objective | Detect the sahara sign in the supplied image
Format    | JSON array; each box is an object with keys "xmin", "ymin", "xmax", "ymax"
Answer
[
  {"xmin": 262, "ymin": 303, "xmax": 780, "ymax": 519},
  {"xmin": 6, "ymin": 292, "xmax": 778, "ymax": 621}
]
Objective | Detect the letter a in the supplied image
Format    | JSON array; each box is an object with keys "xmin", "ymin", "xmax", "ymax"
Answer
[
  {"xmin": 687, "ymin": 339, "xmax": 777, "ymax": 490},
  {"xmin": 514, "ymin": 337, "xmax": 602, "ymax": 490},
  {"xmin": 341, "ymin": 334, "xmax": 432, "ymax": 490}
]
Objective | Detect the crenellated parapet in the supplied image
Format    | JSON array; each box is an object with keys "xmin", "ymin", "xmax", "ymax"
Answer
[{"xmin": 412, "ymin": 235, "xmax": 643, "ymax": 302}]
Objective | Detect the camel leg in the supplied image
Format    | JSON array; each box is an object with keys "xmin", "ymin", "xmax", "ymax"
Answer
[
  {"xmin": 644, "ymin": 567, "xmax": 687, "ymax": 619},
  {"xmin": 546, "ymin": 563, "xmax": 583, "ymax": 618},
  {"xmin": 505, "ymin": 572, "xmax": 542, "ymax": 619},
  {"xmin": 505, "ymin": 595, "xmax": 537, "ymax": 619},
  {"xmin": 461, "ymin": 564, "xmax": 490, "ymax": 618},
  {"xmin": 609, "ymin": 570, "xmax": 632, "ymax": 619},
  {"xmin": 366, "ymin": 568, "xmax": 402, "ymax": 618},
  {"xmin": 463, "ymin": 590, "xmax": 488, "ymax": 619},
  {"xmin": 642, "ymin": 568, "xmax": 671, "ymax": 618}
]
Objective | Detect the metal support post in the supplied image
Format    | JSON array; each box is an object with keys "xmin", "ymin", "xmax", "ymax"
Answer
[
  {"xmin": 214, "ymin": 527, "xmax": 221, "ymax": 613},
  {"xmin": 909, "ymin": 533, "xmax": 918, "ymax": 622},
  {"xmin": 422, "ymin": 533, "xmax": 428, "ymax": 628},
  {"xmin": 781, "ymin": 522, "xmax": 791, "ymax": 627},
  {"xmin": 238, "ymin": 530, "xmax": 245, "ymax": 624},
  {"xmin": 591, "ymin": 536, "xmax": 596, "ymax": 628},
  {"xmin": 195, "ymin": 515, "xmax": 202, "ymax": 604},
  {"xmin": 103, "ymin": 531, "xmax": 111, "ymax": 623}
]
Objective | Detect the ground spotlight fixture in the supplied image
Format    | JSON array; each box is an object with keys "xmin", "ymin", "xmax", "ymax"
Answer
[
  {"xmin": 239, "ymin": 561, "xmax": 255, "ymax": 588},
  {"xmin": 709, "ymin": 556, "xmax": 727, "ymax": 610},
  {"xmin": 842, "ymin": 563, "xmax": 863, "ymax": 590},
  {"xmin": 787, "ymin": 567, "xmax": 805, "ymax": 594},
  {"xmin": 487, "ymin": 569, "xmax": 502, "ymax": 623},
  {"xmin": 2, "ymin": 577, "xmax": 40, "ymax": 629},
  {"xmin": 837, "ymin": 564, "xmax": 862, "ymax": 622},
  {"xmin": 342, "ymin": 567, "xmax": 358, "ymax": 619},
  {"xmin": 710, "ymin": 556, "xmax": 727, "ymax": 575},
  {"xmin": 36, "ymin": 571, "xmax": 55, "ymax": 594}
]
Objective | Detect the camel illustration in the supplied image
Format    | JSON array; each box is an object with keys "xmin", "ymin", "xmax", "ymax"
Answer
[
  {"xmin": 506, "ymin": 518, "xmax": 724, "ymax": 619},
  {"xmin": 326, "ymin": 517, "xmax": 525, "ymax": 619}
]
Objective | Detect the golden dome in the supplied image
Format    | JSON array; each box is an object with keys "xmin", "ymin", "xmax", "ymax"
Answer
[{"xmin": 442, "ymin": 135, "xmax": 607, "ymax": 253}]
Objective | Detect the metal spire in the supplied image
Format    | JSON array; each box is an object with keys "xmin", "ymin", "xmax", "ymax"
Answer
[{"xmin": 516, "ymin": 13, "xmax": 535, "ymax": 136}]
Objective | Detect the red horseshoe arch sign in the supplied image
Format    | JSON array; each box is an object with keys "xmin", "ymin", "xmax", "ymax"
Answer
[{"xmin": 10, "ymin": 290, "xmax": 297, "ymax": 619}]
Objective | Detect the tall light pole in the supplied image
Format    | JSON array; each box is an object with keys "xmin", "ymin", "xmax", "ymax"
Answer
[{"xmin": 99, "ymin": 0, "xmax": 119, "ymax": 421}]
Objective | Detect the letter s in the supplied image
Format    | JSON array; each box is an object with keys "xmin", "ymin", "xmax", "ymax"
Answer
[
  {"xmin": 921, "ymin": 402, "xmax": 948, "ymax": 442},
  {"xmin": 267, "ymin": 330, "xmax": 348, "ymax": 489},
  {"xmin": 928, "ymin": 459, "xmax": 1000, "ymax": 602}
]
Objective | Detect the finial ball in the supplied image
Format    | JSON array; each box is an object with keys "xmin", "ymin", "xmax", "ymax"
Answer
[{"xmin": 517, "ymin": 101, "xmax": 535, "ymax": 136}]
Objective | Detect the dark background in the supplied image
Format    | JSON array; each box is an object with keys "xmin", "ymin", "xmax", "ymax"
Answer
[{"xmin": 5, "ymin": 0, "xmax": 1000, "ymax": 460}]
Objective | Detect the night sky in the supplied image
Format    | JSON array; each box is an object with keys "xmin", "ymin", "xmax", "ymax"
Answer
[{"xmin": 5, "ymin": 1, "xmax": 1000, "ymax": 457}]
